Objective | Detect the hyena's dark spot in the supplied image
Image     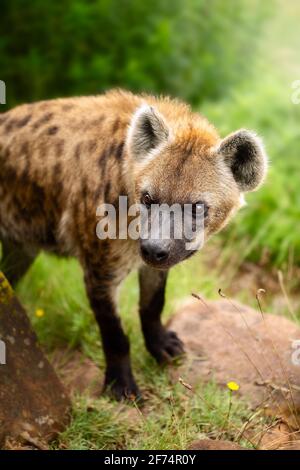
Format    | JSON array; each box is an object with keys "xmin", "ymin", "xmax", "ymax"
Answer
[
  {"xmin": 62, "ymin": 104, "xmax": 74, "ymax": 112},
  {"xmin": 53, "ymin": 161, "xmax": 62, "ymax": 180},
  {"xmin": 5, "ymin": 119, "xmax": 18, "ymax": 133},
  {"xmin": 81, "ymin": 177, "xmax": 88, "ymax": 200},
  {"xmin": 108, "ymin": 141, "xmax": 116, "ymax": 156},
  {"xmin": 0, "ymin": 115, "xmax": 8, "ymax": 126},
  {"xmin": 19, "ymin": 165, "xmax": 30, "ymax": 187},
  {"xmin": 16, "ymin": 183, "xmax": 45, "ymax": 223},
  {"xmin": 104, "ymin": 181, "xmax": 111, "ymax": 201},
  {"xmin": 16, "ymin": 114, "xmax": 32, "ymax": 128},
  {"xmin": 89, "ymin": 116, "xmax": 104, "ymax": 127},
  {"xmin": 74, "ymin": 142, "xmax": 82, "ymax": 160},
  {"xmin": 101, "ymin": 270, "xmax": 117, "ymax": 285},
  {"xmin": 0, "ymin": 164, "xmax": 16, "ymax": 187},
  {"xmin": 87, "ymin": 139, "xmax": 97, "ymax": 154},
  {"xmin": 98, "ymin": 147, "xmax": 109, "ymax": 168},
  {"xmin": 30, "ymin": 185, "xmax": 46, "ymax": 214},
  {"xmin": 115, "ymin": 141, "xmax": 124, "ymax": 160},
  {"xmin": 12, "ymin": 194, "xmax": 21, "ymax": 210},
  {"xmin": 37, "ymin": 101, "xmax": 51, "ymax": 111},
  {"xmin": 55, "ymin": 139, "xmax": 65, "ymax": 158},
  {"xmin": 52, "ymin": 178, "xmax": 63, "ymax": 200},
  {"xmin": 111, "ymin": 254, "xmax": 120, "ymax": 263},
  {"xmin": 47, "ymin": 125, "xmax": 59, "ymax": 135},
  {"xmin": 112, "ymin": 118, "xmax": 120, "ymax": 133},
  {"xmin": 3, "ymin": 146, "xmax": 10, "ymax": 158},
  {"xmin": 93, "ymin": 183, "xmax": 104, "ymax": 204},
  {"xmin": 117, "ymin": 180, "xmax": 127, "ymax": 197},
  {"xmin": 91, "ymin": 238, "xmax": 100, "ymax": 250},
  {"xmin": 32, "ymin": 112, "xmax": 54, "ymax": 130},
  {"xmin": 87, "ymin": 241, "xmax": 101, "ymax": 261},
  {"xmin": 51, "ymin": 161, "xmax": 63, "ymax": 188}
]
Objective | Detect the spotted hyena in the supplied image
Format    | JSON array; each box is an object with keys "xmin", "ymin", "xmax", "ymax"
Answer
[{"xmin": 0, "ymin": 90, "xmax": 267, "ymax": 399}]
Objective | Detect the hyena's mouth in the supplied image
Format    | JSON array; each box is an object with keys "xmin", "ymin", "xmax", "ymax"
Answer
[{"xmin": 142, "ymin": 259, "xmax": 173, "ymax": 270}]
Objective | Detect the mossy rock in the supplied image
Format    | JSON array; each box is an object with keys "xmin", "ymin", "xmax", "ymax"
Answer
[{"xmin": 0, "ymin": 271, "xmax": 71, "ymax": 448}]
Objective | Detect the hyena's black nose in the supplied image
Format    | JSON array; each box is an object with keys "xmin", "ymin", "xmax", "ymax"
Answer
[{"xmin": 141, "ymin": 241, "xmax": 170, "ymax": 264}]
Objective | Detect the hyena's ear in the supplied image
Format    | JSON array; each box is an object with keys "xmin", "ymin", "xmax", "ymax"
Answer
[
  {"xmin": 218, "ymin": 129, "xmax": 268, "ymax": 192},
  {"xmin": 127, "ymin": 104, "xmax": 169, "ymax": 161}
]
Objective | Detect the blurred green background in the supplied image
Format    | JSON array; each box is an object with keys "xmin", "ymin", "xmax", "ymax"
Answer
[{"xmin": 1, "ymin": 0, "xmax": 267, "ymax": 106}]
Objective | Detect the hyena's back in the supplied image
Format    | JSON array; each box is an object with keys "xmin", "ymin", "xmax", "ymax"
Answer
[{"xmin": 0, "ymin": 92, "xmax": 141, "ymax": 254}]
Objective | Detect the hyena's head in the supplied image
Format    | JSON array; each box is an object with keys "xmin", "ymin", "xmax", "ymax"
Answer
[{"xmin": 126, "ymin": 103, "xmax": 268, "ymax": 270}]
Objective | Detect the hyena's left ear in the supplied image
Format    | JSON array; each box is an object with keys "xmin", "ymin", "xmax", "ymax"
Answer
[
  {"xmin": 127, "ymin": 104, "xmax": 169, "ymax": 162},
  {"xmin": 217, "ymin": 129, "xmax": 268, "ymax": 192}
]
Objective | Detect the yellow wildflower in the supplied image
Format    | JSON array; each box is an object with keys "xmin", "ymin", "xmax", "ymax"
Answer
[
  {"xmin": 35, "ymin": 308, "xmax": 45, "ymax": 318},
  {"xmin": 227, "ymin": 381, "xmax": 240, "ymax": 391}
]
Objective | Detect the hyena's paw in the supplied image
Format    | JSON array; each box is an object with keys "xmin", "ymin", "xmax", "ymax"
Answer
[
  {"xmin": 146, "ymin": 328, "xmax": 185, "ymax": 364},
  {"xmin": 104, "ymin": 367, "xmax": 142, "ymax": 402}
]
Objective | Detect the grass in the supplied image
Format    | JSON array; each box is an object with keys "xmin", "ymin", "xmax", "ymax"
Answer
[
  {"xmin": 54, "ymin": 380, "xmax": 259, "ymax": 450},
  {"xmin": 2, "ymin": 0, "xmax": 300, "ymax": 450}
]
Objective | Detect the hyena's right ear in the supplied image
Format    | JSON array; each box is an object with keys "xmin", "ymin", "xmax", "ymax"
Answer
[
  {"xmin": 127, "ymin": 104, "xmax": 169, "ymax": 162},
  {"xmin": 217, "ymin": 129, "xmax": 268, "ymax": 192}
]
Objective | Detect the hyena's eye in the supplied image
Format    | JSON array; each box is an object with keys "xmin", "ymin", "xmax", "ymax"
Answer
[
  {"xmin": 192, "ymin": 201, "xmax": 209, "ymax": 219},
  {"xmin": 141, "ymin": 192, "xmax": 154, "ymax": 208}
]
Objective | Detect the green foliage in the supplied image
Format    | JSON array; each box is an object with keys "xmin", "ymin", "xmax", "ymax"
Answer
[
  {"xmin": 203, "ymin": 72, "xmax": 300, "ymax": 267},
  {"xmin": 0, "ymin": 0, "xmax": 267, "ymax": 108}
]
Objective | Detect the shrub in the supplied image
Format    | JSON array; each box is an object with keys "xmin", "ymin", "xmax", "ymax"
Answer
[{"xmin": 0, "ymin": 0, "xmax": 268, "ymax": 107}]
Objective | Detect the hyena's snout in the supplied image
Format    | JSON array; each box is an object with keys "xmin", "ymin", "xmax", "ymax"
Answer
[
  {"xmin": 139, "ymin": 204, "xmax": 195, "ymax": 269},
  {"xmin": 140, "ymin": 239, "xmax": 171, "ymax": 266}
]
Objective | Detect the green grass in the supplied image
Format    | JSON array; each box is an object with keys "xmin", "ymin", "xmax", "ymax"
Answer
[
  {"xmin": 54, "ymin": 381, "xmax": 258, "ymax": 450},
  {"xmin": 54, "ymin": 396, "xmax": 131, "ymax": 450}
]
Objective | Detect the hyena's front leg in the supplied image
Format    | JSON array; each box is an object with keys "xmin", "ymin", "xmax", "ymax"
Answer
[
  {"xmin": 84, "ymin": 268, "xmax": 140, "ymax": 401},
  {"xmin": 139, "ymin": 265, "xmax": 184, "ymax": 363}
]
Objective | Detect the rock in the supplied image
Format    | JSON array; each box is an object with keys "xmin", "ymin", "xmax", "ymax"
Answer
[
  {"xmin": 0, "ymin": 272, "xmax": 71, "ymax": 448},
  {"xmin": 257, "ymin": 421, "xmax": 299, "ymax": 450},
  {"xmin": 286, "ymin": 440, "xmax": 300, "ymax": 450},
  {"xmin": 168, "ymin": 297, "xmax": 300, "ymax": 429},
  {"xmin": 51, "ymin": 349, "xmax": 103, "ymax": 398},
  {"xmin": 188, "ymin": 438, "xmax": 246, "ymax": 450}
]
